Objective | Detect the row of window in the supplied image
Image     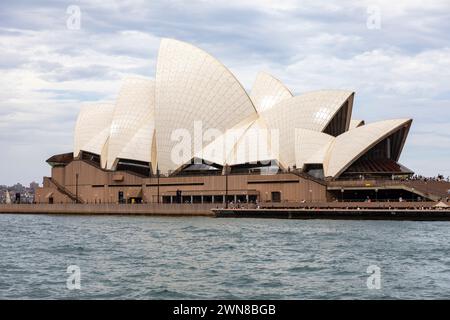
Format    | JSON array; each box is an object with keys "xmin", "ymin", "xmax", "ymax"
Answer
[{"xmin": 162, "ymin": 194, "xmax": 260, "ymax": 204}]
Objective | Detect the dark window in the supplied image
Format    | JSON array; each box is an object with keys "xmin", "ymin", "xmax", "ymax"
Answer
[
  {"xmin": 175, "ymin": 190, "xmax": 182, "ymax": 203},
  {"xmin": 81, "ymin": 151, "xmax": 101, "ymax": 166},
  {"xmin": 226, "ymin": 195, "xmax": 234, "ymax": 203},
  {"xmin": 304, "ymin": 164, "xmax": 325, "ymax": 179},
  {"xmin": 271, "ymin": 191, "xmax": 281, "ymax": 202},
  {"xmin": 116, "ymin": 158, "xmax": 151, "ymax": 176}
]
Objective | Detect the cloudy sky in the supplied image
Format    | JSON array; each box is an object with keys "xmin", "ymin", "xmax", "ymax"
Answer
[{"xmin": 1, "ymin": 0, "xmax": 449, "ymax": 185}]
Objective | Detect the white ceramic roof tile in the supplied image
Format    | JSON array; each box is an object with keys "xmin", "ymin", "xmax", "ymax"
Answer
[
  {"xmin": 294, "ymin": 129, "xmax": 334, "ymax": 169},
  {"xmin": 228, "ymin": 117, "xmax": 278, "ymax": 165},
  {"xmin": 250, "ymin": 72, "xmax": 293, "ymax": 112},
  {"xmin": 106, "ymin": 77, "xmax": 155, "ymax": 169},
  {"xmin": 197, "ymin": 118, "xmax": 254, "ymax": 165},
  {"xmin": 117, "ymin": 122, "xmax": 155, "ymax": 164},
  {"xmin": 260, "ymin": 90, "xmax": 353, "ymax": 167},
  {"xmin": 74, "ymin": 102, "xmax": 114, "ymax": 157},
  {"xmin": 198, "ymin": 116, "xmax": 279, "ymax": 166},
  {"xmin": 324, "ymin": 119, "xmax": 412, "ymax": 177}
]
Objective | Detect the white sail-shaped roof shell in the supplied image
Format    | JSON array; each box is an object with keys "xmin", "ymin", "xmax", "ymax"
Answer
[
  {"xmin": 197, "ymin": 116, "xmax": 279, "ymax": 166},
  {"xmin": 295, "ymin": 129, "xmax": 334, "ymax": 169},
  {"xmin": 229, "ymin": 117, "xmax": 279, "ymax": 165},
  {"xmin": 250, "ymin": 72, "xmax": 293, "ymax": 112},
  {"xmin": 154, "ymin": 38, "xmax": 258, "ymax": 174},
  {"xmin": 74, "ymin": 102, "xmax": 115, "ymax": 157},
  {"xmin": 324, "ymin": 119, "xmax": 412, "ymax": 177},
  {"xmin": 260, "ymin": 90, "xmax": 354, "ymax": 168},
  {"xmin": 115, "ymin": 122, "xmax": 155, "ymax": 164},
  {"xmin": 70, "ymin": 39, "xmax": 413, "ymax": 181},
  {"xmin": 106, "ymin": 77, "xmax": 155, "ymax": 169},
  {"xmin": 196, "ymin": 118, "xmax": 255, "ymax": 166}
]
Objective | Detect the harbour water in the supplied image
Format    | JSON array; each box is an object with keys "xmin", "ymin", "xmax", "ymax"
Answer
[{"xmin": 1, "ymin": 214, "xmax": 450, "ymax": 299}]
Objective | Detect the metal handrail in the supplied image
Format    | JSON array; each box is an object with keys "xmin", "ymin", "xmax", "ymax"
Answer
[{"xmin": 48, "ymin": 178, "xmax": 84, "ymax": 203}]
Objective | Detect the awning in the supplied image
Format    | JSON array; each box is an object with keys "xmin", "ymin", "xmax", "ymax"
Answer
[
  {"xmin": 45, "ymin": 192, "xmax": 53, "ymax": 198},
  {"xmin": 126, "ymin": 187, "xmax": 142, "ymax": 198}
]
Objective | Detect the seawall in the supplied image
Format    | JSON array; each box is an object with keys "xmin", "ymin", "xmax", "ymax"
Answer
[
  {"xmin": 213, "ymin": 208, "xmax": 450, "ymax": 221},
  {"xmin": 0, "ymin": 203, "xmax": 216, "ymax": 216}
]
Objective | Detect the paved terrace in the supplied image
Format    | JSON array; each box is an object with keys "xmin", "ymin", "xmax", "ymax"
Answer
[{"xmin": 327, "ymin": 179, "xmax": 450, "ymax": 201}]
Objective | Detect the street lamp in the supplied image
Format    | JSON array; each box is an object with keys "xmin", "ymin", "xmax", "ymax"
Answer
[
  {"xmin": 157, "ymin": 164, "xmax": 160, "ymax": 204},
  {"xmin": 224, "ymin": 164, "xmax": 229, "ymax": 208}
]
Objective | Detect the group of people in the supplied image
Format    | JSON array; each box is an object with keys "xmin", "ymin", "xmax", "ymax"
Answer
[{"xmin": 406, "ymin": 174, "xmax": 450, "ymax": 182}]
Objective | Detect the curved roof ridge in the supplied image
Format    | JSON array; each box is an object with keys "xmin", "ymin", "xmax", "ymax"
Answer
[
  {"xmin": 74, "ymin": 102, "xmax": 115, "ymax": 158},
  {"xmin": 250, "ymin": 71, "xmax": 294, "ymax": 112},
  {"xmin": 324, "ymin": 118, "xmax": 412, "ymax": 177},
  {"xmin": 193, "ymin": 114, "xmax": 256, "ymax": 166},
  {"xmin": 259, "ymin": 71, "xmax": 294, "ymax": 97},
  {"xmin": 294, "ymin": 128, "xmax": 335, "ymax": 169},
  {"xmin": 259, "ymin": 90, "xmax": 354, "ymax": 167},
  {"xmin": 226, "ymin": 116, "xmax": 276, "ymax": 165},
  {"xmin": 155, "ymin": 38, "xmax": 258, "ymax": 173},
  {"xmin": 161, "ymin": 38, "xmax": 258, "ymax": 114},
  {"xmin": 106, "ymin": 77, "xmax": 155, "ymax": 169}
]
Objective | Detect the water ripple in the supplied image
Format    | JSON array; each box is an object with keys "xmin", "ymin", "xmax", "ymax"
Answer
[{"xmin": 1, "ymin": 215, "xmax": 450, "ymax": 299}]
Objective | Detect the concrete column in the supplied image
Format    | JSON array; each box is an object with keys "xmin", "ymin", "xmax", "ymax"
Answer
[{"xmin": 190, "ymin": 195, "xmax": 193, "ymax": 204}]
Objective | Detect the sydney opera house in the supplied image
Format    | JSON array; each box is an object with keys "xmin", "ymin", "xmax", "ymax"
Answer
[{"xmin": 36, "ymin": 38, "xmax": 445, "ymax": 205}]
